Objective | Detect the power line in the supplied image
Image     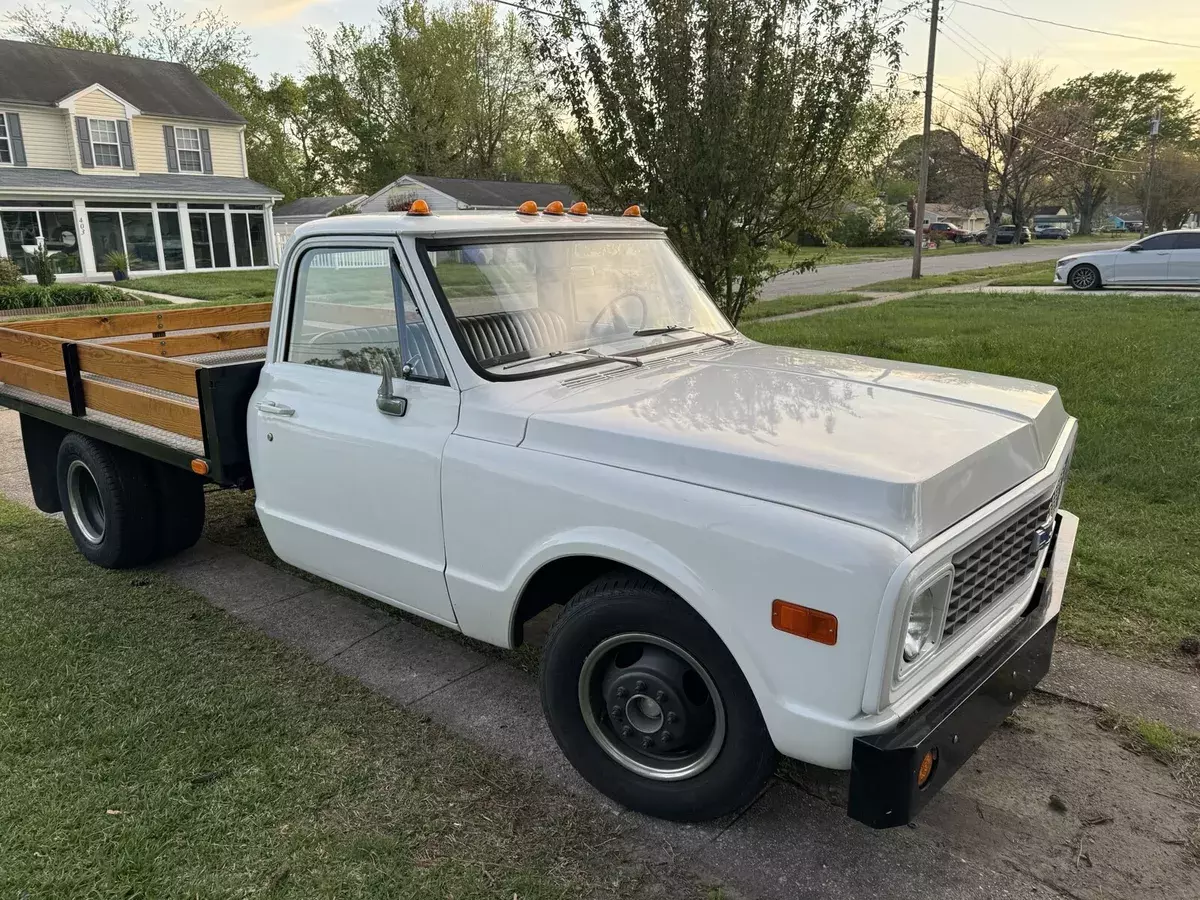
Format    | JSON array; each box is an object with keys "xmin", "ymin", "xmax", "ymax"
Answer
[
  {"xmin": 484, "ymin": 0, "xmax": 597, "ymax": 28},
  {"xmin": 954, "ymin": 0, "xmax": 1200, "ymax": 51},
  {"xmin": 940, "ymin": 18, "xmax": 1004, "ymax": 67}
]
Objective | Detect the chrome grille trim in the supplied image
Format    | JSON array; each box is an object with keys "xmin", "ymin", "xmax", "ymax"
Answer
[{"xmin": 942, "ymin": 490, "xmax": 1055, "ymax": 639}]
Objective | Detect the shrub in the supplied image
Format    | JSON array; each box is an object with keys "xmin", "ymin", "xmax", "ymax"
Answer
[
  {"xmin": 0, "ymin": 283, "xmax": 126, "ymax": 311},
  {"xmin": 0, "ymin": 257, "xmax": 23, "ymax": 286},
  {"xmin": 29, "ymin": 245, "xmax": 57, "ymax": 286},
  {"xmin": 104, "ymin": 250, "xmax": 130, "ymax": 273}
]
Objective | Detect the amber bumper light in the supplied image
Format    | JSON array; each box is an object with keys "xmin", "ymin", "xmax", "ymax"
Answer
[
  {"xmin": 770, "ymin": 600, "xmax": 837, "ymax": 645},
  {"xmin": 917, "ymin": 748, "xmax": 938, "ymax": 789}
]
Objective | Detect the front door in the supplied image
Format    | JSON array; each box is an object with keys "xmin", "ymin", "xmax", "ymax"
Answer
[
  {"xmin": 1114, "ymin": 232, "xmax": 1177, "ymax": 284},
  {"xmin": 1168, "ymin": 231, "xmax": 1200, "ymax": 284},
  {"xmin": 249, "ymin": 240, "xmax": 460, "ymax": 625}
]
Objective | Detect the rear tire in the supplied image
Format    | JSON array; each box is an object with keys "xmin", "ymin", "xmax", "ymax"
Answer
[
  {"xmin": 1068, "ymin": 264, "xmax": 1102, "ymax": 290},
  {"xmin": 540, "ymin": 573, "xmax": 776, "ymax": 821},
  {"xmin": 151, "ymin": 462, "xmax": 206, "ymax": 559},
  {"xmin": 56, "ymin": 434, "xmax": 159, "ymax": 569}
]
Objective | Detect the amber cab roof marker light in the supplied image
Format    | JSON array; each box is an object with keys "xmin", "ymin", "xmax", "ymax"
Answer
[
  {"xmin": 544, "ymin": 200, "xmax": 565, "ymax": 216},
  {"xmin": 770, "ymin": 599, "xmax": 838, "ymax": 646},
  {"xmin": 568, "ymin": 201, "xmax": 589, "ymax": 216},
  {"xmin": 407, "ymin": 199, "xmax": 431, "ymax": 216},
  {"xmin": 622, "ymin": 205, "xmax": 642, "ymax": 217},
  {"xmin": 517, "ymin": 200, "xmax": 540, "ymax": 216}
]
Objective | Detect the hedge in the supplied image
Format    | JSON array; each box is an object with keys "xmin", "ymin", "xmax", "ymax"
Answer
[{"xmin": 0, "ymin": 283, "xmax": 127, "ymax": 311}]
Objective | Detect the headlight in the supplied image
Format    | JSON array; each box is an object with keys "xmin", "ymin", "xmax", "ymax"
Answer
[
  {"xmin": 900, "ymin": 570, "xmax": 953, "ymax": 667},
  {"xmin": 1057, "ymin": 256, "xmax": 1078, "ymax": 266}
]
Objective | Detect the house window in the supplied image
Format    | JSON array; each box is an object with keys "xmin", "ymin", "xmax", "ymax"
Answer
[
  {"xmin": 175, "ymin": 127, "xmax": 203, "ymax": 172},
  {"xmin": 89, "ymin": 118, "xmax": 122, "ymax": 167},
  {"xmin": 0, "ymin": 115, "xmax": 10, "ymax": 164}
]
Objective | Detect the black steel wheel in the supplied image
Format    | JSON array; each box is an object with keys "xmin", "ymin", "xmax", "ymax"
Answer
[
  {"xmin": 1068, "ymin": 263, "xmax": 1102, "ymax": 290},
  {"xmin": 540, "ymin": 573, "xmax": 775, "ymax": 821}
]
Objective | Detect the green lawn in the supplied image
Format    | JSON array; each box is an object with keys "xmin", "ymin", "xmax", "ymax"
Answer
[
  {"xmin": 128, "ymin": 269, "xmax": 278, "ymax": 302},
  {"xmin": 988, "ymin": 263, "xmax": 1057, "ymax": 287},
  {"xmin": 738, "ymin": 293, "xmax": 870, "ymax": 322},
  {"xmin": 742, "ymin": 291, "xmax": 1200, "ymax": 661},
  {"xmin": 856, "ymin": 260, "xmax": 1059, "ymax": 293},
  {"xmin": 0, "ymin": 498, "xmax": 697, "ymax": 899}
]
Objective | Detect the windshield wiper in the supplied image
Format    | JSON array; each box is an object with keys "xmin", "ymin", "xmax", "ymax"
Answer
[
  {"xmin": 501, "ymin": 347, "xmax": 643, "ymax": 371},
  {"xmin": 632, "ymin": 324, "xmax": 736, "ymax": 345}
]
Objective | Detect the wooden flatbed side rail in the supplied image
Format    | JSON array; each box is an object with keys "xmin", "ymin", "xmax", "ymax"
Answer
[
  {"xmin": 7, "ymin": 302, "xmax": 272, "ymax": 340},
  {"xmin": 75, "ymin": 344, "xmax": 201, "ymax": 398},
  {"xmin": 0, "ymin": 327, "xmax": 66, "ymax": 369},
  {"xmin": 111, "ymin": 326, "xmax": 270, "ymax": 359},
  {"xmin": 81, "ymin": 379, "xmax": 203, "ymax": 440},
  {"xmin": 0, "ymin": 357, "xmax": 69, "ymax": 401}
]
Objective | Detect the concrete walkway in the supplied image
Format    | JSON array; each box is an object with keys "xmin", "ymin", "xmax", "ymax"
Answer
[
  {"xmin": 3, "ymin": 408, "xmax": 1200, "ymax": 898},
  {"xmin": 762, "ymin": 241, "xmax": 1122, "ymax": 297}
]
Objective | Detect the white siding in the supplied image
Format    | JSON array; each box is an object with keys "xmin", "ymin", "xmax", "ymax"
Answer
[
  {"xmin": 131, "ymin": 116, "xmax": 245, "ymax": 177},
  {"xmin": 0, "ymin": 105, "xmax": 73, "ymax": 169},
  {"xmin": 72, "ymin": 90, "xmax": 127, "ymax": 119}
]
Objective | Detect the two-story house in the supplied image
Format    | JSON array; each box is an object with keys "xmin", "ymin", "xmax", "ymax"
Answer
[{"xmin": 0, "ymin": 40, "xmax": 281, "ymax": 280}]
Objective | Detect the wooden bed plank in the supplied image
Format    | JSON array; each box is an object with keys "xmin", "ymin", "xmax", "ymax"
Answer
[
  {"xmin": 76, "ymin": 344, "xmax": 201, "ymax": 398},
  {"xmin": 111, "ymin": 326, "xmax": 269, "ymax": 358},
  {"xmin": 9, "ymin": 302, "xmax": 272, "ymax": 340},
  {"xmin": 0, "ymin": 357, "xmax": 70, "ymax": 401},
  {"xmin": 0, "ymin": 327, "xmax": 66, "ymax": 368},
  {"xmin": 82, "ymin": 380, "xmax": 204, "ymax": 440}
]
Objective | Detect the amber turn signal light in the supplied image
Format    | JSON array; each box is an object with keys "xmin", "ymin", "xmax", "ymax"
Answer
[
  {"xmin": 190, "ymin": 458, "xmax": 210, "ymax": 476},
  {"xmin": 622, "ymin": 205, "xmax": 642, "ymax": 217},
  {"xmin": 544, "ymin": 200, "xmax": 565, "ymax": 215},
  {"xmin": 517, "ymin": 200, "xmax": 539, "ymax": 215},
  {"xmin": 770, "ymin": 600, "xmax": 837, "ymax": 645},
  {"xmin": 568, "ymin": 201, "xmax": 589, "ymax": 216},
  {"xmin": 407, "ymin": 199, "xmax": 431, "ymax": 216},
  {"xmin": 917, "ymin": 748, "xmax": 938, "ymax": 789}
]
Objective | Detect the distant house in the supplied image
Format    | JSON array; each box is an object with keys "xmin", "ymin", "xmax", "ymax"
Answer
[
  {"xmin": 1032, "ymin": 206, "xmax": 1075, "ymax": 230},
  {"xmin": 273, "ymin": 194, "xmax": 366, "ymax": 225},
  {"xmin": 920, "ymin": 203, "xmax": 987, "ymax": 232},
  {"xmin": 357, "ymin": 174, "xmax": 579, "ymax": 214}
]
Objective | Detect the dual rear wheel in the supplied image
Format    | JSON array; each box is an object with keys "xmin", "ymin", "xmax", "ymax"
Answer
[{"xmin": 56, "ymin": 433, "xmax": 205, "ymax": 568}]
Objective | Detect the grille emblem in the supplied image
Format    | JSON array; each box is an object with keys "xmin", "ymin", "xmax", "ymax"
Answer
[{"xmin": 1031, "ymin": 525, "xmax": 1053, "ymax": 555}]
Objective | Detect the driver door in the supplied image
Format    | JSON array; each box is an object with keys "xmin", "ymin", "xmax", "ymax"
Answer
[
  {"xmin": 250, "ymin": 240, "xmax": 461, "ymax": 625},
  {"xmin": 1115, "ymin": 233, "xmax": 1177, "ymax": 284}
]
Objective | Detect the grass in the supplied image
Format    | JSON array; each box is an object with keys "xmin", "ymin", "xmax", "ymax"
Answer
[
  {"xmin": 1097, "ymin": 712, "xmax": 1200, "ymax": 799},
  {"xmin": 988, "ymin": 263, "xmax": 1057, "ymax": 287},
  {"xmin": 128, "ymin": 269, "xmax": 278, "ymax": 302},
  {"xmin": 742, "ymin": 291, "xmax": 1200, "ymax": 661},
  {"xmin": 855, "ymin": 260, "xmax": 1060, "ymax": 293},
  {"xmin": 0, "ymin": 497, "xmax": 698, "ymax": 899},
  {"xmin": 738, "ymin": 293, "xmax": 870, "ymax": 321}
]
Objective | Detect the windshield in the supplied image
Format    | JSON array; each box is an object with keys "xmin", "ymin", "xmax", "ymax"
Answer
[{"xmin": 422, "ymin": 237, "xmax": 733, "ymax": 377}]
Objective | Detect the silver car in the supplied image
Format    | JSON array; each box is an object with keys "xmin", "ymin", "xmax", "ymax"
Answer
[{"xmin": 1056, "ymin": 229, "xmax": 1200, "ymax": 289}]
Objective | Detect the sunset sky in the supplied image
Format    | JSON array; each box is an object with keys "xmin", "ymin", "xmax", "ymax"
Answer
[{"xmin": 5, "ymin": 0, "xmax": 1199, "ymax": 108}]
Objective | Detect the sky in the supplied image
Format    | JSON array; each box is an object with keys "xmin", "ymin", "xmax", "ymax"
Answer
[{"xmin": 3, "ymin": 0, "xmax": 1199, "ymax": 103}]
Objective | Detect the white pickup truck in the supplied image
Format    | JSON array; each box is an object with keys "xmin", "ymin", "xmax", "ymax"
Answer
[{"xmin": 0, "ymin": 201, "xmax": 1078, "ymax": 828}]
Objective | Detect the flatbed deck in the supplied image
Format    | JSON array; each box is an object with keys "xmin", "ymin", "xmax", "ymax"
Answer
[{"xmin": 0, "ymin": 303, "xmax": 268, "ymax": 483}]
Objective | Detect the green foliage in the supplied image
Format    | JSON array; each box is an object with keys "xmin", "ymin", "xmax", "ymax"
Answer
[
  {"xmin": 535, "ymin": 0, "xmax": 903, "ymax": 324},
  {"xmin": 830, "ymin": 200, "xmax": 907, "ymax": 247},
  {"xmin": 0, "ymin": 283, "xmax": 125, "ymax": 311},
  {"xmin": 27, "ymin": 244, "xmax": 57, "ymax": 286},
  {"xmin": 122, "ymin": 270, "xmax": 277, "ymax": 302},
  {"xmin": 103, "ymin": 250, "xmax": 129, "ymax": 273},
  {"xmin": 0, "ymin": 258, "xmax": 23, "ymax": 286}
]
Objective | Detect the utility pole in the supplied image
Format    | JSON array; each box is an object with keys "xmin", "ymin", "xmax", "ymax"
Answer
[
  {"xmin": 1141, "ymin": 105, "xmax": 1161, "ymax": 237},
  {"xmin": 912, "ymin": 0, "xmax": 941, "ymax": 280}
]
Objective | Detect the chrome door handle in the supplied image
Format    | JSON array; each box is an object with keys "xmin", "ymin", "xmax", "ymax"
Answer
[{"xmin": 256, "ymin": 400, "xmax": 295, "ymax": 417}]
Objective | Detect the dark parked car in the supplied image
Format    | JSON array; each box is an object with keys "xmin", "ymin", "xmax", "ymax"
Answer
[
  {"xmin": 980, "ymin": 225, "xmax": 1031, "ymax": 245},
  {"xmin": 1036, "ymin": 226, "xmax": 1070, "ymax": 240}
]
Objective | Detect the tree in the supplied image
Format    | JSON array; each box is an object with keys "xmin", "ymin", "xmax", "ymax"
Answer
[
  {"xmin": 532, "ymin": 0, "xmax": 902, "ymax": 324},
  {"xmin": 1041, "ymin": 71, "xmax": 1199, "ymax": 234},
  {"xmin": 940, "ymin": 59, "xmax": 1062, "ymax": 244},
  {"xmin": 887, "ymin": 129, "xmax": 984, "ymax": 208},
  {"xmin": 139, "ymin": 2, "xmax": 252, "ymax": 73},
  {"xmin": 4, "ymin": 0, "xmax": 135, "ymax": 53},
  {"xmin": 1118, "ymin": 146, "xmax": 1200, "ymax": 232}
]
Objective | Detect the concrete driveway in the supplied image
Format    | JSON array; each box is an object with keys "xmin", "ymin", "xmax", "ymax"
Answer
[{"xmin": 763, "ymin": 240, "xmax": 1122, "ymax": 297}]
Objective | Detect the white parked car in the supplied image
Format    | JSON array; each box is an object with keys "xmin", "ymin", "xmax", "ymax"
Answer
[
  {"xmin": 1056, "ymin": 228, "xmax": 1200, "ymax": 289},
  {"xmin": 0, "ymin": 202, "xmax": 1079, "ymax": 829}
]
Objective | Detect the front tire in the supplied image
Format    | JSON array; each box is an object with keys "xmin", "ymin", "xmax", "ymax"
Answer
[
  {"xmin": 540, "ymin": 573, "xmax": 776, "ymax": 821},
  {"xmin": 56, "ymin": 434, "xmax": 159, "ymax": 568},
  {"xmin": 1068, "ymin": 263, "xmax": 1102, "ymax": 290}
]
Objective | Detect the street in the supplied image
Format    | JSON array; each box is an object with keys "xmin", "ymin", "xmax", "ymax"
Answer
[{"xmin": 763, "ymin": 240, "xmax": 1121, "ymax": 296}]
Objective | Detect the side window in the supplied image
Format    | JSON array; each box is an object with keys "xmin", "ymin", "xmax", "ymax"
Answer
[
  {"xmin": 286, "ymin": 246, "xmax": 446, "ymax": 382},
  {"xmin": 1174, "ymin": 232, "xmax": 1200, "ymax": 250},
  {"xmin": 1139, "ymin": 234, "xmax": 1178, "ymax": 251}
]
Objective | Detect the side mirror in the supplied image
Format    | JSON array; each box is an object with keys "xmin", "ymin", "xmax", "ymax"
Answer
[
  {"xmin": 376, "ymin": 357, "xmax": 408, "ymax": 417},
  {"xmin": 1127, "ymin": 244, "xmax": 1144, "ymax": 252}
]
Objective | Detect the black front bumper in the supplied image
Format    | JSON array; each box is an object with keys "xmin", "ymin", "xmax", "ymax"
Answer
[{"xmin": 847, "ymin": 597, "xmax": 1058, "ymax": 829}]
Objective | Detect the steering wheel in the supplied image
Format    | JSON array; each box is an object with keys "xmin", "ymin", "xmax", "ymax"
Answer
[{"xmin": 587, "ymin": 291, "xmax": 649, "ymax": 338}]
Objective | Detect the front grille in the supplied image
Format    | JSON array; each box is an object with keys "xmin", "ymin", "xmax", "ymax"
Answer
[{"xmin": 942, "ymin": 491, "xmax": 1056, "ymax": 639}]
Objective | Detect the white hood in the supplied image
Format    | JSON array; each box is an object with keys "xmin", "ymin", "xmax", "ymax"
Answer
[{"xmin": 507, "ymin": 342, "xmax": 1070, "ymax": 549}]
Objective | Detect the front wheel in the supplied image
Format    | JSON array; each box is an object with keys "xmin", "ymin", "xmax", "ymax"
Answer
[
  {"xmin": 540, "ymin": 573, "xmax": 776, "ymax": 821},
  {"xmin": 1068, "ymin": 264, "xmax": 1102, "ymax": 290}
]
